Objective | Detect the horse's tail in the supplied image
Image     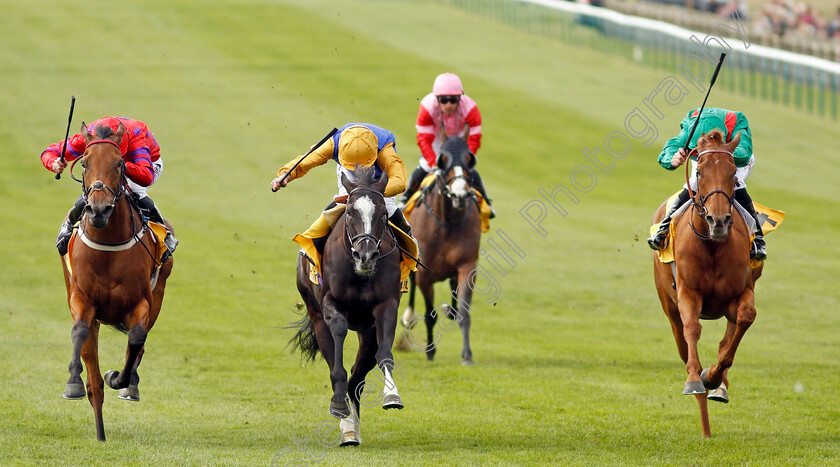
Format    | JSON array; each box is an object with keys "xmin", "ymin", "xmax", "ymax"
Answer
[{"xmin": 285, "ymin": 310, "xmax": 320, "ymax": 362}]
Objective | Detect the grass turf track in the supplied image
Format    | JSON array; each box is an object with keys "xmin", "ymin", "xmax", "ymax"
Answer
[{"xmin": 0, "ymin": 0, "xmax": 838, "ymax": 465}]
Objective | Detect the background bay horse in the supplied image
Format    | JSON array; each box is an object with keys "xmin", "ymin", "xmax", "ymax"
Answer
[
  {"xmin": 402, "ymin": 129, "xmax": 481, "ymax": 365},
  {"xmin": 652, "ymin": 130, "xmax": 761, "ymax": 437},
  {"xmin": 60, "ymin": 122, "xmax": 173, "ymax": 441},
  {"xmin": 291, "ymin": 166, "xmax": 404, "ymax": 447}
]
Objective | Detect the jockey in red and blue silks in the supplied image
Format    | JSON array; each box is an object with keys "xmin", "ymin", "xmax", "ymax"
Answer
[
  {"xmin": 42, "ymin": 116, "xmax": 178, "ymax": 258},
  {"xmin": 400, "ymin": 72, "xmax": 495, "ymax": 218}
]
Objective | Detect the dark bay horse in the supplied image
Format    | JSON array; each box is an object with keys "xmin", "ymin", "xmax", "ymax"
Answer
[
  {"xmin": 652, "ymin": 130, "xmax": 761, "ymax": 437},
  {"xmin": 402, "ymin": 129, "xmax": 482, "ymax": 365},
  {"xmin": 291, "ymin": 166, "xmax": 404, "ymax": 447},
  {"xmin": 60, "ymin": 122, "xmax": 173, "ymax": 441}
]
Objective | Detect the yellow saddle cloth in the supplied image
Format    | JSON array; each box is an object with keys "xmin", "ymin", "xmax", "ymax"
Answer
[
  {"xmin": 650, "ymin": 191, "xmax": 785, "ymax": 269},
  {"xmin": 402, "ymin": 174, "xmax": 491, "ymax": 233},
  {"xmin": 63, "ymin": 221, "xmax": 169, "ymax": 277},
  {"xmin": 293, "ymin": 207, "xmax": 419, "ymax": 286}
]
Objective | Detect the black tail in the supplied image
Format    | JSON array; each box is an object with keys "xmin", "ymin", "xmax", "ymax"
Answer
[{"xmin": 285, "ymin": 310, "xmax": 320, "ymax": 362}]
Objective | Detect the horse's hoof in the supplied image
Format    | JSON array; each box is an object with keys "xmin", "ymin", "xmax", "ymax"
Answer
[
  {"xmin": 339, "ymin": 430, "xmax": 360, "ymax": 447},
  {"xmin": 104, "ymin": 370, "xmax": 123, "ymax": 390},
  {"xmin": 707, "ymin": 383, "xmax": 729, "ymax": 403},
  {"xmin": 382, "ymin": 394, "xmax": 404, "ymax": 410},
  {"xmin": 329, "ymin": 400, "xmax": 351, "ymax": 419},
  {"xmin": 117, "ymin": 385, "xmax": 140, "ymax": 402},
  {"xmin": 683, "ymin": 380, "xmax": 706, "ymax": 395},
  {"xmin": 462, "ymin": 358, "xmax": 475, "ymax": 366},
  {"xmin": 62, "ymin": 382, "xmax": 86, "ymax": 400},
  {"xmin": 700, "ymin": 368, "xmax": 721, "ymax": 390}
]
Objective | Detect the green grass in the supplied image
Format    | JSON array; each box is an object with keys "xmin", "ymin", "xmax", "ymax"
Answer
[{"xmin": 1, "ymin": 0, "xmax": 839, "ymax": 465}]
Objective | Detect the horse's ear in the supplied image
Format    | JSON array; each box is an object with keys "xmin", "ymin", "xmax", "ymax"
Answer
[
  {"xmin": 114, "ymin": 121, "xmax": 125, "ymax": 141},
  {"xmin": 466, "ymin": 152, "xmax": 476, "ymax": 169},
  {"xmin": 81, "ymin": 122, "xmax": 93, "ymax": 144},
  {"xmin": 373, "ymin": 170, "xmax": 389, "ymax": 194},
  {"xmin": 340, "ymin": 171, "xmax": 356, "ymax": 193},
  {"xmin": 461, "ymin": 124, "xmax": 470, "ymax": 140},
  {"xmin": 696, "ymin": 132, "xmax": 709, "ymax": 149},
  {"xmin": 725, "ymin": 131, "xmax": 741, "ymax": 152}
]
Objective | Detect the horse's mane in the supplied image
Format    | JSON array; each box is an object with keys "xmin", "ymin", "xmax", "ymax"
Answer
[
  {"xmin": 354, "ymin": 164, "xmax": 379, "ymax": 189},
  {"xmin": 699, "ymin": 129, "xmax": 726, "ymax": 148},
  {"xmin": 93, "ymin": 124, "xmax": 116, "ymax": 140}
]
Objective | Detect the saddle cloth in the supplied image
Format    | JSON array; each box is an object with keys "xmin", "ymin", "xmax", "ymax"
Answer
[
  {"xmin": 651, "ymin": 190, "xmax": 785, "ymax": 268},
  {"xmin": 293, "ymin": 206, "xmax": 419, "ymax": 286},
  {"xmin": 402, "ymin": 173, "xmax": 492, "ymax": 233}
]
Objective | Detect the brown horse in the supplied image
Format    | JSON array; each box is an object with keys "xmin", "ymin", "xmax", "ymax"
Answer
[
  {"xmin": 290, "ymin": 166, "xmax": 404, "ymax": 447},
  {"xmin": 401, "ymin": 130, "xmax": 482, "ymax": 365},
  {"xmin": 59, "ymin": 122, "xmax": 173, "ymax": 441},
  {"xmin": 652, "ymin": 130, "xmax": 761, "ymax": 437}
]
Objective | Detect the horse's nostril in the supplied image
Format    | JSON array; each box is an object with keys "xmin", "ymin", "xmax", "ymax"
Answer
[
  {"xmin": 705, "ymin": 215, "xmax": 714, "ymax": 224},
  {"xmin": 352, "ymin": 250, "xmax": 361, "ymax": 261},
  {"xmin": 724, "ymin": 215, "xmax": 732, "ymax": 225}
]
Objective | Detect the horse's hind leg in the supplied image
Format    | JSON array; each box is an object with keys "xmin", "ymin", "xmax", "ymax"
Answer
[
  {"xmin": 342, "ymin": 328, "xmax": 378, "ymax": 447},
  {"xmin": 80, "ymin": 321, "xmax": 106, "ymax": 441},
  {"xmin": 63, "ymin": 320, "xmax": 90, "ymax": 400},
  {"xmin": 401, "ymin": 271, "xmax": 417, "ymax": 327}
]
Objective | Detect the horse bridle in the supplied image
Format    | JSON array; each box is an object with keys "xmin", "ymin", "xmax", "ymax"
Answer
[
  {"xmin": 685, "ymin": 148, "xmax": 736, "ymax": 240},
  {"xmin": 434, "ymin": 164, "xmax": 471, "ymax": 201},
  {"xmin": 343, "ymin": 186, "xmax": 397, "ymax": 259},
  {"xmin": 74, "ymin": 139, "xmax": 155, "ymax": 260}
]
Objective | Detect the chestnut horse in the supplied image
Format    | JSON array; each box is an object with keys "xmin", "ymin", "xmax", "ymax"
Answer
[
  {"xmin": 652, "ymin": 130, "xmax": 761, "ymax": 437},
  {"xmin": 402, "ymin": 130, "xmax": 481, "ymax": 365},
  {"xmin": 290, "ymin": 166, "xmax": 404, "ymax": 447},
  {"xmin": 59, "ymin": 122, "xmax": 173, "ymax": 441}
]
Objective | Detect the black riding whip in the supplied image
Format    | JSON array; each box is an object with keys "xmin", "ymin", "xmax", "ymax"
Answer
[
  {"xmin": 55, "ymin": 96, "xmax": 76, "ymax": 180},
  {"xmin": 682, "ymin": 52, "xmax": 727, "ymax": 154},
  {"xmin": 272, "ymin": 127, "xmax": 339, "ymax": 192}
]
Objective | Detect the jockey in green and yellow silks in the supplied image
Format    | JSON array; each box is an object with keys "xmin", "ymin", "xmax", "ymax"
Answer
[
  {"xmin": 271, "ymin": 123, "xmax": 413, "ymax": 258},
  {"xmin": 648, "ymin": 108, "xmax": 767, "ymax": 260}
]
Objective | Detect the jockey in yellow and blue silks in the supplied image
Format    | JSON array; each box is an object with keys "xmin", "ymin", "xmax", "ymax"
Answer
[
  {"xmin": 271, "ymin": 123, "xmax": 412, "ymax": 254},
  {"xmin": 648, "ymin": 107, "xmax": 767, "ymax": 260}
]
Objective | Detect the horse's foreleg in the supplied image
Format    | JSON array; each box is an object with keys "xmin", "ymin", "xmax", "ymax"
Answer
[
  {"xmin": 676, "ymin": 290, "xmax": 705, "ymax": 395},
  {"xmin": 324, "ymin": 300, "xmax": 350, "ymax": 419},
  {"xmin": 454, "ymin": 270, "xmax": 474, "ymax": 365},
  {"xmin": 704, "ymin": 290, "xmax": 756, "ymax": 392},
  {"xmin": 63, "ymin": 320, "xmax": 89, "ymax": 400},
  {"xmin": 106, "ymin": 301, "xmax": 150, "ymax": 391},
  {"xmin": 117, "ymin": 346, "xmax": 144, "ymax": 402},
  {"xmin": 80, "ymin": 321, "xmax": 105, "ymax": 441},
  {"xmin": 373, "ymin": 299, "xmax": 403, "ymax": 410},
  {"xmin": 418, "ymin": 277, "xmax": 437, "ymax": 361},
  {"xmin": 348, "ymin": 327, "xmax": 378, "ymax": 417}
]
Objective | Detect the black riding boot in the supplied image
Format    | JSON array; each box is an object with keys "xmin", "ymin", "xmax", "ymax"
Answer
[
  {"xmin": 137, "ymin": 196, "xmax": 178, "ymax": 256},
  {"xmin": 733, "ymin": 188, "xmax": 767, "ymax": 260},
  {"xmin": 388, "ymin": 209, "xmax": 413, "ymax": 237},
  {"xmin": 399, "ymin": 166, "xmax": 429, "ymax": 207},
  {"xmin": 648, "ymin": 188, "xmax": 691, "ymax": 251},
  {"xmin": 469, "ymin": 168, "xmax": 495, "ymax": 218},
  {"xmin": 56, "ymin": 195, "xmax": 87, "ymax": 255}
]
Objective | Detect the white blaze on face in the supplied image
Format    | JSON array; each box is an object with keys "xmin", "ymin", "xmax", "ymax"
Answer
[
  {"xmin": 450, "ymin": 166, "xmax": 468, "ymax": 197},
  {"xmin": 354, "ymin": 195, "xmax": 375, "ymax": 234}
]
